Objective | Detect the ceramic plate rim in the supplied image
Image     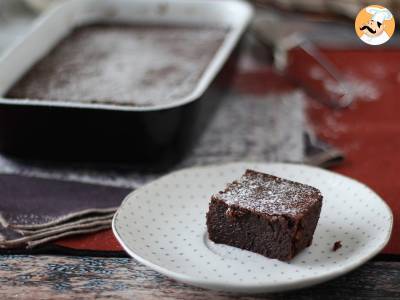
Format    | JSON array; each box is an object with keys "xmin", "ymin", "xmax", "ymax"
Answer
[{"xmin": 112, "ymin": 162, "xmax": 393, "ymax": 293}]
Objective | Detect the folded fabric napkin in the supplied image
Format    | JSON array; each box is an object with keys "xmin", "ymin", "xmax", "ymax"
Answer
[{"xmin": 0, "ymin": 174, "xmax": 131, "ymax": 249}]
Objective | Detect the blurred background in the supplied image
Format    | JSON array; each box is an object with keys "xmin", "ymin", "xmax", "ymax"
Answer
[{"xmin": 0, "ymin": 0, "xmax": 398, "ymax": 256}]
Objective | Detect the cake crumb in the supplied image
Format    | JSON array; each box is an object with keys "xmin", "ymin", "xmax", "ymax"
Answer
[{"xmin": 332, "ymin": 241, "xmax": 342, "ymax": 251}]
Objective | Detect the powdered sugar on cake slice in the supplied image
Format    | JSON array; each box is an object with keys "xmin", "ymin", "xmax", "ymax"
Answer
[{"xmin": 213, "ymin": 169, "xmax": 322, "ymax": 216}]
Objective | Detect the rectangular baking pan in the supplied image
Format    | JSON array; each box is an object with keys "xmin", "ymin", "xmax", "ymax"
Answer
[{"xmin": 0, "ymin": 0, "xmax": 252, "ymax": 168}]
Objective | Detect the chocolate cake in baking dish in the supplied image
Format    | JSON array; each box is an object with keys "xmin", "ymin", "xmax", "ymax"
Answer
[
  {"xmin": 6, "ymin": 23, "xmax": 227, "ymax": 107},
  {"xmin": 206, "ymin": 169, "xmax": 323, "ymax": 261}
]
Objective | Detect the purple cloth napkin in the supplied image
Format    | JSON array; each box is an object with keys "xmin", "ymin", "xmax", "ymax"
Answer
[{"xmin": 0, "ymin": 174, "xmax": 131, "ymax": 248}]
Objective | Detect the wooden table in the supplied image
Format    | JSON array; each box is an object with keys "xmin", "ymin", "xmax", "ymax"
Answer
[{"xmin": 0, "ymin": 254, "xmax": 399, "ymax": 299}]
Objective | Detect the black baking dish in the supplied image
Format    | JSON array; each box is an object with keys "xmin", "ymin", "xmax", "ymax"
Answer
[{"xmin": 0, "ymin": 0, "xmax": 253, "ymax": 168}]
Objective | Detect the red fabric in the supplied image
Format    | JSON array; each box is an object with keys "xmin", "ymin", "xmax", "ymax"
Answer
[
  {"xmin": 296, "ymin": 49, "xmax": 400, "ymax": 254},
  {"xmin": 56, "ymin": 229, "xmax": 123, "ymax": 251},
  {"xmin": 56, "ymin": 49, "xmax": 399, "ymax": 254}
]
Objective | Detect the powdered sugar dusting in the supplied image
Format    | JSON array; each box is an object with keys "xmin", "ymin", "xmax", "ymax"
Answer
[
  {"xmin": 215, "ymin": 169, "xmax": 322, "ymax": 216},
  {"xmin": 309, "ymin": 66, "xmax": 380, "ymax": 103},
  {"xmin": 7, "ymin": 24, "xmax": 227, "ymax": 106}
]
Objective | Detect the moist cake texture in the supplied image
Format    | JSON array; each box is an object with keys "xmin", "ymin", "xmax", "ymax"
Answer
[
  {"xmin": 206, "ymin": 169, "xmax": 323, "ymax": 261},
  {"xmin": 6, "ymin": 23, "xmax": 227, "ymax": 107}
]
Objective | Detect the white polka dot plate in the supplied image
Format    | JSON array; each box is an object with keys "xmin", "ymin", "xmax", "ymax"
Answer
[{"xmin": 112, "ymin": 162, "xmax": 393, "ymax": 293}]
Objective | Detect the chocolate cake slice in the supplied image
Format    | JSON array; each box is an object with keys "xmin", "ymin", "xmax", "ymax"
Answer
[{"xmin": 206, "ymin": 169, "xmax": 322, "ymax": 261}]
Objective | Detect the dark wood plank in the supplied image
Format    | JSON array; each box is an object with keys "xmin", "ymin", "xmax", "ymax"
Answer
[{"xmin": 0, "ymin": 255, "xmax": 399, "ymax": 299}]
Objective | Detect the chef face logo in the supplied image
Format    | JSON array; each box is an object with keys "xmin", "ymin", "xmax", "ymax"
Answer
[{"xmin": 355, "ymin": 5, "xmax": 395, "ymax": 45}]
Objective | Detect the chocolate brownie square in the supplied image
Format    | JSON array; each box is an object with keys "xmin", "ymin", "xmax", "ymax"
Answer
[{"xmin": 206, "ymin": 169, "xmax": 323, "ymax": 261}]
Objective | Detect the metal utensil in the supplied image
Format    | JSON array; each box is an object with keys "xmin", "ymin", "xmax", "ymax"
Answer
[{"xmin": 253, "ymin": 17, "xmax": 353, "ymax": 109}]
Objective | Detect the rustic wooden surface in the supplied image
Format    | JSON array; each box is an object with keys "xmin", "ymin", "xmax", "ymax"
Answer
[{"xmin": 0, "ymin": 255, "xmax": 399, "ymax": 299}]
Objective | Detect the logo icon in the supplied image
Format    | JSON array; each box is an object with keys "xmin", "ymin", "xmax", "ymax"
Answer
[{"xmin": 355, "ymin": 5, "xmax": 395, "ymax": 45}]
